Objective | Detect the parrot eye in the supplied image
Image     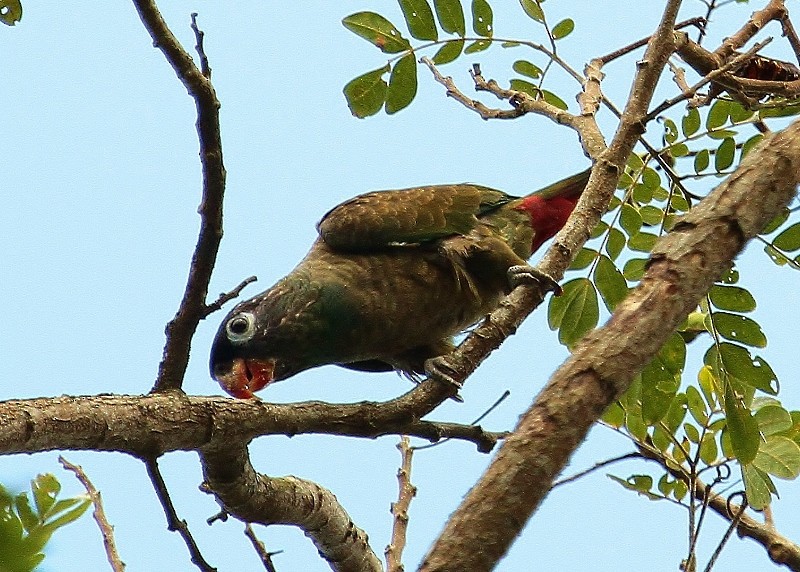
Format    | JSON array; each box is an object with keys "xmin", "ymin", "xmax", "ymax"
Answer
[{"xmin": 225, "ymin": 312, "xmax": 256, "ymax": 343}]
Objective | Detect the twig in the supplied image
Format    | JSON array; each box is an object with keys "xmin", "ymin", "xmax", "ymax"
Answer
[
  {"xmin": 413, "ymin": 390, "xmax": 511, "ymax": 451},
  {"xmin": 144, "ymin": 456, "xmax": 216, "ymax": 572},
  {"xmin": 130, "ymin": 0, "xmax": 227, "ymax": 393},
  {"xmin": 59, "ymin": 456, "xmax": 126, "ymax": 572},
  {"xmin": 385, "ymin": 437, "xmax": 416, "ymax": 572},
  {"xmin": 201, "ymin": 275, "xmax": 257, "ymax": 318},
  {"xmin": 190, "ymin": 13, "xmax": 211, "ymax": 78},
  {"xmin": 551, "ymin": 452, "xmax": 642, "ymax": 488},
  {"xmin": 244, "ymin": 524, "xmax": 280, "ymax": 572},
  {"xmin": 599, "ymin": 17, "xmax": 706, "ymax": 64}
]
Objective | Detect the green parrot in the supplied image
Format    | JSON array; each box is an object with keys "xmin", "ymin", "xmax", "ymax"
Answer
[{"xmin": 210, "ymin": 168, "xmax": 592, "ymax": 398}]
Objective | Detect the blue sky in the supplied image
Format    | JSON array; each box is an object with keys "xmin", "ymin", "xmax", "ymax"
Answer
[{"xmin": 2, "ymin": 2, "xmax": 800, "ymax": 570}]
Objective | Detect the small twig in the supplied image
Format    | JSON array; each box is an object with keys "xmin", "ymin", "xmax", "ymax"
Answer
[
  {"xmin": 413, "ymin": 390, "xmax": 511, "ymax": 451},
  {"xmin": 144, "ymin": 457, "xmax": 216, "ymax": 572},
  {"xmin": 201, "ymin": 275, "xmax": 257, "ymax": 318},
  {"xmin": 244, "ymin": 524, "xmax": 281, "ymax": 572},
  {"xmin": 190, "ymin": 13, "xmax": 211, "ymax": 79},
  {"xmin": 385, "ymin": 437, "xmax": 416, "ymax": 572},
  {"xmin": 551, "ymin": 452, "xmax": 643, "ymax": 488},
  {"xmin": 59, "ymin": 456, "xmax": 125, "ymax": 572},
  {"xmin": 703, "ymin": 493, "xmax": 748, "ymax": 572},
  {"xmin": 599, "ymin": 17, "xmax": 706, "ymax": 64}
]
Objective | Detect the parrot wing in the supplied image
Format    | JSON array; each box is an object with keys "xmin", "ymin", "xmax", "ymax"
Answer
[{"xmin": 317, "ymin": 184, "xmax": 515, "ymax": 252}]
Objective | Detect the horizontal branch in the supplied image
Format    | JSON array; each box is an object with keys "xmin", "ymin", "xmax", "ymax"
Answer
[{"xmin": 0, "ymin": 392, "xmax": 503, "ymax": 457}]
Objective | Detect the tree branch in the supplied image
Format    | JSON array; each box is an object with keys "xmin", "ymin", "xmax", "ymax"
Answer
[
  {"xmin": 130, "ymin": 1, "xmax": 227, "ymax": 393},
  {"xmin": 0, "ymin": 393, "xmax": 505, "ymax": 456},
  {"xmin": 386, "ymin": 437, "xmax": 416, "ymax": 572},
  {"xmin": 200, "ymin": 442, "xmax": 382, "ymax": 572},
  {"xmin": 420, "ymin": 113, "xmax": 800, "ymax": 571}
]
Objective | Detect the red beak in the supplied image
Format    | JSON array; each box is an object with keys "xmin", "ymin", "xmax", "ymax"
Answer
[{"xmin": 215, "ymin": 358, "xmax": 275, "ymax": 399}]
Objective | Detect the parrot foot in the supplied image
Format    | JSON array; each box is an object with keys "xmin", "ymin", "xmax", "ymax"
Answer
[
  {"xmin": 424, "ymin": 356, "xmax": 465, "ymax": 402},
  {"xmin": 508, "ymin": 265, "xmax": 562, "ymax": 296}
]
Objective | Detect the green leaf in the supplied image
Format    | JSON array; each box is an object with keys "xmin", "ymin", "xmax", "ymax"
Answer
[
  {"xmin": 716, "ymin": 342, "xmax": 778, "ymax": 394},
  {"xmin": 619, "ymin": 204, "xmax": 642, "ymax": 236},
  {"xmin": 568, "ymin": 247, "xmax": 597, "ymax": 270},
  {"xmin": 709, "ymin": 285, "xmax": 756, "ymax": 312},
  {"xmin": 764, "ymin": 243, "xmax": 792, "ymax": 266},
  {"xmin": 754, "ymin": 436, "xmax": 800, "ymax": 479},
  {"xmin": 700, "ymin": 433, "xmax": 719, "ymax": 464},
  {"xmin": 639, "ymin": 205, "xmax": 663, "ymax": 226},
  {"xmin": 662, "ymin": 118, "xmax": 679, "ymax": 144},
  {"xmin": 518, "ymin": 0, "xmax": 544, "ymax": 22},
  {"xmin": 712, "ymin": 312, "xmax": 767, "ymax": 348},
  {"xmin": 669, "ymin": 142, "xmax": 689, "ymax": 157},
  {"xmin": 622, "ymin": 258, "xmax": 647, "ymax": 282},
  {"xmin": 756, "ymin": 405, "xmax": 793, "ymax": 436},
  {"xmin": 434, "ymin": 0, "xmax": 466, "ymax": 35},
  {"xmin": 724, "ymin": 381, "xmax": 760, "ymax": 464},
  {"xmin": 32, "ymin": 474, "xmax": 59, "ymax": 518},
  {"xmin": 594, "ymin": 255, "xmax": 628, "ymax": 311},
  {"xmin": 509, "ymin": 78, "xmax": 539, "ymax": 97},
  {"xmin": 399, "ymin": 0, "xmax": 438, "ymax": 40},
  {"xmin": 761, "ymin": 208, "xmax": 790, "ymax": 235},
  {"xmin": 385, "ymin": 54, "xmax": 418, "ymax": 114},
  {"xmin": 707, "ymin": 128, "xmax": 737, "ymax": 140},
  {"xmin": 41, "ymin": 498, "xmax": 91, "ymax": 531},
  {"xmin": 343, "ymin": 65, "xmax": 390, "ymax": 118},
  {"xmin": 682, "ymin": 107, "xmax": 701, "ymax": 137},
  {"xmin": 541, "ymin": 90, "xmax": 568, "ymax": 110},
  {"xmin": 342, "ymin": 12, "xmax": 412, "ymax": 53},
  {"xmin": 742, "ymin": 464, "xmax": 773, "ymax": 509},
  {"xmin": 686, "ymin": 385, "xmax": 709, "ymax": 424},
  {"xmin": 773, "ymin": 222, "xmax": 800, "ymax": 251},
  {"xmin": 602, "ymin": 401, "xmax": 625, "ymax": 427},
  {"xmin": 0, "ymin": 0, "xmax": 22, "ymax": 26},
  {"xmin": 464, "ymin": 39, "xmax": 490, "ymax": 53},
  {"xmin": 551, "ymin": 18, "xmax": 574, "ymax": 39},
  {"xmin": 432, "ymin": 39, "xmax": 464, "ymax": 64},
  {"xmin": 605, "ymin": 228, "xmax": 626, "ymax": 260},
  {"xmin": 555, "ymin": 278, "xmax": 599, "ymax": 347},
  {"xmin": 512, "ymin": 59, "xmax": 542, "ymax": 79},
  {"xmin": 729, "ymin": 101, "xmax": 754, "ymax": 123},
  {"xmin": 628, "ymin": 232, "xmax": 658, "ymax": 253},
  {"xmin": 714, "ymin": 137, "xmax": 736, "ymax": 172},
  {"xmin": 608, "ymin": 474, "xmax": 661, "ymax": 500},
  {"xmin": 471, "ymin": 0, "xmax": 493, "ymax": 36},
  {"xmin": 707, "ymin": 99, "xmax": 730, "ymax": 130},
  {"xmin": 694, "ymin": 148, "xmax": 710, "ymax": 173},
  {"xmin": 741, "ymin": 133, "xmax": 763, "ymax": 159}
]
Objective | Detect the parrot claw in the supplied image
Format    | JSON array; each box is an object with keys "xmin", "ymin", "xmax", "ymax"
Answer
[
  {"xmin": 424, "ymin": 356, "xmax": 465, "ymax": 402},
  {"xmin": 508, "ymin": 265, "xmax": 562, "ymax": 296}
]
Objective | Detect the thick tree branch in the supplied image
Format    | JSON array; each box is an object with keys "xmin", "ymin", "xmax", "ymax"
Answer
[
  {"xmin": 420, "ymin": 114, "xmax": 800, "ymax": 571},
  {"xmin": 130, "ymin": 1, "xmax": 227, "ymax": 393},
  {"xmin": 0, "ymin": 393, "xmax": 504, "ymax": 456},
  {"xmin": 200, "ymin": 443, "xmax": 382, "ymax": 572}
]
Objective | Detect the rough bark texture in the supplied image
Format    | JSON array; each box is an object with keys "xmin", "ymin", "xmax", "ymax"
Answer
[{"xmin": 419, "ymin": 116, "xmax": 800, "ymax": 572}]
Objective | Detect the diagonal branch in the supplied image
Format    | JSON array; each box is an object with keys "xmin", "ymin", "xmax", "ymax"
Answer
[
  {"xmin": 130, "ymin": 1, "xmax": 227, "ymax": 393},
  {"xmin": 420, "ymin": 113, "xmax": 800, "ymax": 572}
]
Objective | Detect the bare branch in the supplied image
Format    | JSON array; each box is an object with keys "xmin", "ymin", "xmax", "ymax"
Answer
[
  {"xmin": 200, "ymin": 443, "xmax": 382, "ymax": 572},
  {"xmin": 190, "ymin": 13, "xmax": 211, "ymax": 79},
  {"xmin": 144, "ymin": 457, "xmax": 216, "ymax": 572},
  {"xmin": 130, "ymin": 0, "xmax": 227, "ymax": 393},
  {"xmin": 386, "ymin": 437, "xmax": 416, "ymax": 572},
  {"xmin": 244, "ymin": 524, "xmax": 280, "ymax": 572},
  {"xmin": 201, "ymin": 275, "xmax": 258, "ymax": 318},
  {"xmin": 59, "ymin": 456, "xmax": 126, "ymax": 572}
]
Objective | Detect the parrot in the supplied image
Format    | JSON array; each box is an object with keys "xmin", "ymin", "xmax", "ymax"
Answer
[{"xmin": 210, "ymin": 168, "xmax": 592, "ymax": 398}]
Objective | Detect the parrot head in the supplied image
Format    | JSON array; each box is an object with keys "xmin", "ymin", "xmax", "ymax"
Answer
[{"xmin": 209, "ymin": 309, "xmax": 276, "ymax": 398}]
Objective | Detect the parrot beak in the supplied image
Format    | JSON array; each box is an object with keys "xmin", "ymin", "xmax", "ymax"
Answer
[{"xmin": 214, "ymin": 358, "xmax": 275, "ymax": 399}]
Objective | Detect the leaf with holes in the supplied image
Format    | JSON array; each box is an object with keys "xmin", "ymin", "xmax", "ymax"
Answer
[
  {"xmin": 714, "ymin": 342, "xmax": 778, "ymax": 394},
  {"xmin": 471, "ymin": 0, "xmax": 493, "ymax": 36},
  {"xmin": 712, "ymin": 312, "xmax": 766, "ymax": 348},
  {"xmin": 0, "ymin": 0, "xmax": 22, "ymax": 25},
  {"xmin": 682, "ymin": 107, "xmax": 701, "ymax": 137},
  {"xmin": 399, "ymin": 0, "xmax": 438, "ymax": 40}
]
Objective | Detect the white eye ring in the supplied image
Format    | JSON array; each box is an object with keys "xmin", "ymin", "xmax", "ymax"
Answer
[{"xmin": 225, "ymin": 312, "xmax": 256, "ymax": 343}]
